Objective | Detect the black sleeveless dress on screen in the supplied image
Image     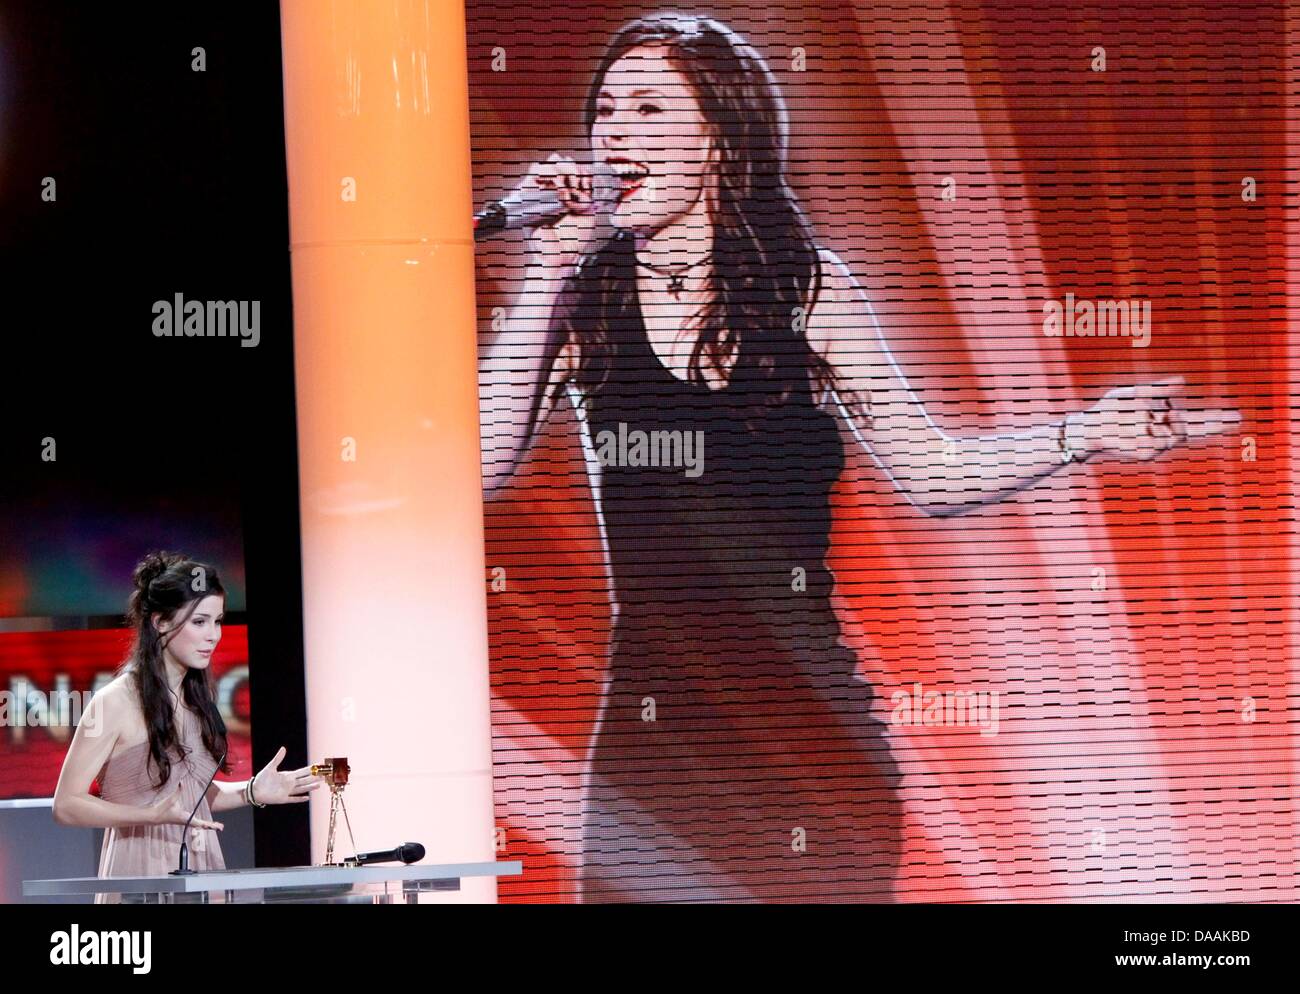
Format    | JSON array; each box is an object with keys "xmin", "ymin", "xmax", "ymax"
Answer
[{"xmin": 562, "ymin": 231, "xmax": 903, "ymax": 902}]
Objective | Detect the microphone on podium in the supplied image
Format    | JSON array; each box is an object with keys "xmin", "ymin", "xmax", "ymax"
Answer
[
  {"xmin": 170, "ymin": 750, "xmax": 227, "ymax": 876},
  {"xmin": 339, "ymin": 842, "xmax": 426, "ymax": 867}
]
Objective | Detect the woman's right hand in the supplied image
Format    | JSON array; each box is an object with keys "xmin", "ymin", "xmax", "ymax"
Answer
[
  {"xmin": 523, "ymin": 153, "xmax": 601, "ymax": 272},
  {"xmin": 147, "ymin": 784, "xmax": 223, "ymax": 832}
]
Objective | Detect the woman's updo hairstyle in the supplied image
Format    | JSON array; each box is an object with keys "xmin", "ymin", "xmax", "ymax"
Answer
[{"xmin": 118, "ymin": 551, "xmax": 231, "ymax": 788}]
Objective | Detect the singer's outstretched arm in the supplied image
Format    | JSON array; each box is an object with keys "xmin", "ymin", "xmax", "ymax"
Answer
[{"xmin": 804, "ymin": 247, "xmax": 1239, "ymax": 517}]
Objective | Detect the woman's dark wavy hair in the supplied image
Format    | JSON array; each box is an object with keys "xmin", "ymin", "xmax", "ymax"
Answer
[
  {"xmin": 115, "ymin": 551, "xmax": 231, "ymax": 790},
  {"xmin": 524, "ymin": 11, "xmax": 839, "ymax": 441}
]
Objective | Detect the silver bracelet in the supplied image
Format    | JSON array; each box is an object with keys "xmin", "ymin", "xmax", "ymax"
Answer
[
  {"xmin": 1058, "ymin": 411, "xmax": 1090, "ymax": 464},
  {"xmin": 246, "ymin": 776, "xmax": 267, "ymax": 808}
]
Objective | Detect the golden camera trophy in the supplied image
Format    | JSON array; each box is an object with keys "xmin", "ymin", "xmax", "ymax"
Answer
[{"xmin": 311, "ymin": 757, "xmax": 356, "ymax": 865}]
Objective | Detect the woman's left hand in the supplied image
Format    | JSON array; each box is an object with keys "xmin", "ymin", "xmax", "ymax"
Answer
[
  {"xmin": 251, "ymin": 746, "xmax": 324, "ymax": 805},
  {"xmin": 1080, "ymin": 375, "xmax": 1241, "ymax": 462}
]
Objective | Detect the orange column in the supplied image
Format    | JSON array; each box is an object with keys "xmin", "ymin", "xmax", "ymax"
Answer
[{"xmin": 278, "ymin": 0, "xmax": 495, "ymax": 900}]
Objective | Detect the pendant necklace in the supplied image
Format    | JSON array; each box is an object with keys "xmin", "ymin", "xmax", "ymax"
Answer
[{"xmin": 637, "ymin": 252, "xmax": 713, "ymax": 300}]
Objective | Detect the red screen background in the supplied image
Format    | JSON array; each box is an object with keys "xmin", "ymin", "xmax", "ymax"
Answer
[{"xmin": 470, "ymin": 0, "xmax": 1299, "ymax": 901}]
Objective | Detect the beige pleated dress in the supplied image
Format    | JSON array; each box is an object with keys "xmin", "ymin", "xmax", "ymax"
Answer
[{"xmin": 94, "ymin": 704, "xmax": 226, "ymax": 903}]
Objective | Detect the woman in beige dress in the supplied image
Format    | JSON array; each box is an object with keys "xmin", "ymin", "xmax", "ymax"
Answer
[{"xmin": 52, "ymin": 551, "xmax": 322, "ymax": 902}]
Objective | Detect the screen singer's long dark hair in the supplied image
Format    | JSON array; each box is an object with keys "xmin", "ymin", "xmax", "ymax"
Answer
[{"xmin": 521, "ymin": 12, "xmax": 843, "ymax": 452}]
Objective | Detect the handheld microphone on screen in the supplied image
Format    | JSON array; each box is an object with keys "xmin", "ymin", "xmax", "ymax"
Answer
[
  {"xmin": 170, "ymin": 750, "xmax": 227, "ymax": 876},
  {"xmin": 473, "ymin": 160, "xmax": 619, "ymax": 242}
]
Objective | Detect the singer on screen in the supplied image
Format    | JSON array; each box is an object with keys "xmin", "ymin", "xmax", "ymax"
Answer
[
  {"xmin": 479, "ymin": 12, "xmax": 1238, "ymax": 901},
  {"xmin": 50, "ymin": 552, "xmax": 321, "ymax": 903}
]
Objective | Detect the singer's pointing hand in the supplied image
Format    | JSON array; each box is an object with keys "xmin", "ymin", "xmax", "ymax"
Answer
[
  {"xmin": 148, "ymin": 784, "xmax": 223, "ymax": 831},
  {"xmin": 249, "ymin": 745, "xmax": 325, "ymax": 805},
  {"xmin": 1077, "ymin": 375, "xmax": 1242, "ymax": 462},
  {"xmin": 525, "ymin": 153, "xmax": 600, "ymax": 273}
]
